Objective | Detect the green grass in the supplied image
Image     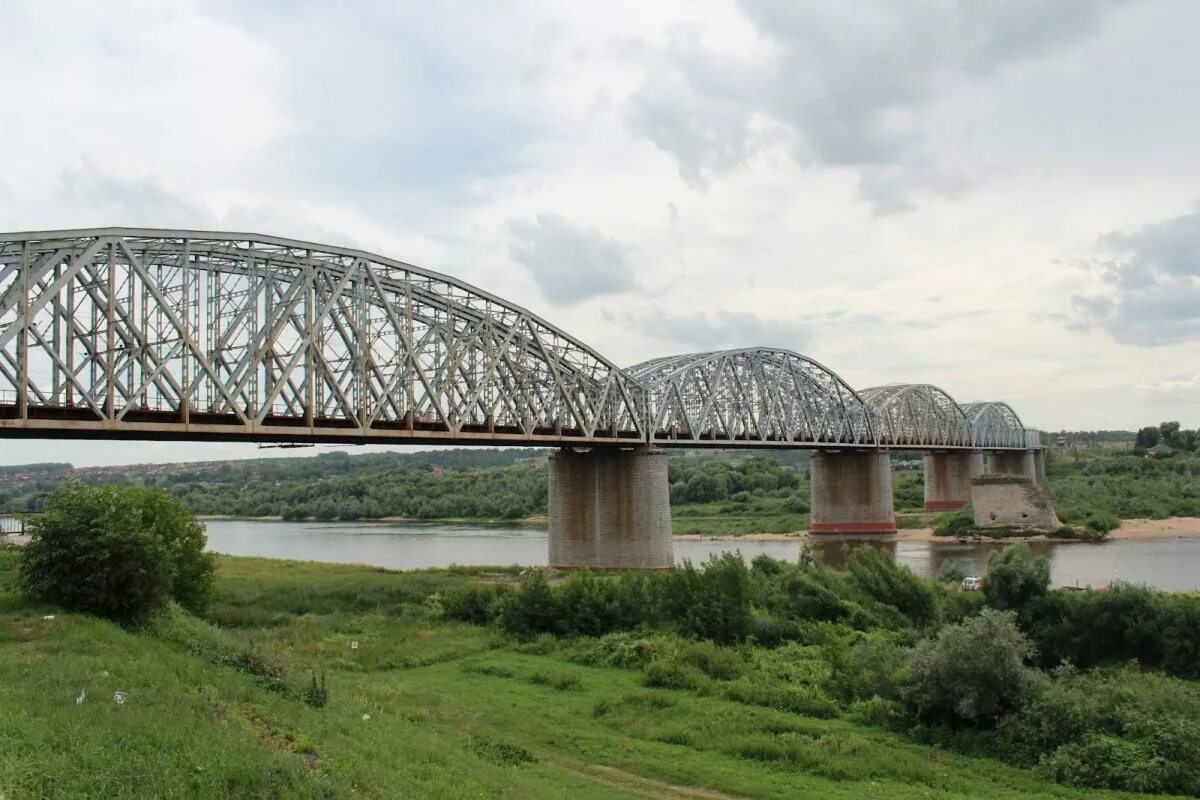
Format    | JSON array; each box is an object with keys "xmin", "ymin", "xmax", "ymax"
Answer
[
  {"xmin": 672, "ymin": 498, "xmax": 809, "ymax": 536},
  {"xmin": 0, "ymin": 546, "xmax": 1166, "ymax": 799}
]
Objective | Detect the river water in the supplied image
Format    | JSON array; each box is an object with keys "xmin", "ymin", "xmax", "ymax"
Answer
[{"xmin": 203, "ymin": 519, "xmax": 1200, "ymax": 591}]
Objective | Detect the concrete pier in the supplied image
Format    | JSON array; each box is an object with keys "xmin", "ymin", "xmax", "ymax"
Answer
[
  {"xmin": 548, "ymin": 447, "xmax": 673, "ymax": 570},
  {"xmin": 972, "ymin": 476, "xmax": 1060, "ymax": 530},
  {"xmin": 809, "ymin": 450, "xmax": 896, "ymax": 534},
  {"xmin": 987, "ymin": 450, "xmax": 1038, "ymax": 483},
  {"xmin": 923, "ymin": 451, "xmax": 983, "ymax": 510}
]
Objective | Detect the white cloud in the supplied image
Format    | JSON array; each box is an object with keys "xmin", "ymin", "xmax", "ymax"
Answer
[
  {"xmin": 1070, "ymin": 205, "xmax": 1200, "ymax": 345},
  {"xmin": 508, "ymin": 214, "xmax": 639, "ymax": 304},
  {"xmin": 625, "ymin": 0, "xmax": 1125, "ymax": 213},
  {"xmin": 0, "ymin": 0, "xmax": 1199, "ymax": 468}
]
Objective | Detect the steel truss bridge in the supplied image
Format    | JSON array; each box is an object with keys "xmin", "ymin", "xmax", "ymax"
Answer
[{"xmin": 0, "ymin": 229, "xmax": 1037, "ymax": 452}]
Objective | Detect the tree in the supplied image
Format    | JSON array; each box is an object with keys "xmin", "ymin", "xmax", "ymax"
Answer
[
  {"xmin": 906, "ymin": 609, "xmax": 1041, "ymax": 727},
  {"xmin": 984, "ymin": 544, "xmax": 1051, "ymax": 613},
  {"xmin": 19, "ymin": 484, "xmax": 215, "ymax": 625},
  {"xmin": 1134, "ymin": 426, "xmax": 1160, "ymax": 450},
  {"xmin": 1158, "ymin": 421, "xmax": 1182, "ymax": 449}
]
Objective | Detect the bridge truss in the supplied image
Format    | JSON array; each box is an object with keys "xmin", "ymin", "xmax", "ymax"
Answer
[
  {"xmin": 859, "ymin": 384, "xmax": 974, "ymax": 449},
  {"xmin": 961, "ymin": 401, "xmax": 1028, "ymax": 450},
  {"xmin": 0, "ymin": 228, "xmax": 1037, "ymax": 452},
  {"xmin": 628, "ymin": 348, "xmax": 875, "ymax": 447},
  {"xmin": 0, "ymin": 229, "xmax": 646, "ymax": 445}
]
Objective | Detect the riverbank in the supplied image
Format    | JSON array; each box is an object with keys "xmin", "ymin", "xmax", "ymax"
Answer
[
  {"xmin": 675, "ymin": 516, "xmax": 1200, "ymax": 543},
  {"xmin": 2, "ymin": 548, "xmax": 1186, "ymax": 799}
]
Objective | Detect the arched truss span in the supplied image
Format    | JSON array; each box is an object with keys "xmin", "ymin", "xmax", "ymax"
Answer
[
  {"xmin": 961, "ymin": 401, "xmax": 1026, "ymax": 449},
  {"xmin": 0, "ymin": 228, "xmax": 645, "ymax": 444},
  {"xmin": 628, "ymin": 347, "xmax": 875, "ymax": 447},
  {"xmin": 858, "ymin": 384, "xmax": 973, "ymax": 448}
]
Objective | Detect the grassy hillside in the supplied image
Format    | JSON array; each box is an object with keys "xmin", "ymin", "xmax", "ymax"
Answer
[{"xmin": 0, "ymin": 546, "xmax": 1176, "ymax": 799}]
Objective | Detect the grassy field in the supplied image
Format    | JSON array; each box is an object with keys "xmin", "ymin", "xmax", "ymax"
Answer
[{"xmin": 0, "ymin": 547, "xmax": 1175, "ymax": 799}]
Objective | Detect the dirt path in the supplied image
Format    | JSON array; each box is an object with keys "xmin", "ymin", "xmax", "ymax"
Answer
[{"xmin": 548, "ymin": 757, "xmax": 746, "ymax": 800}]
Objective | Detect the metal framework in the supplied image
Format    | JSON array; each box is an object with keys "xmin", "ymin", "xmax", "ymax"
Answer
[
  {"xmin": 961, "ymin": 401, "xmax": 1027, "ymax": 449},
  {"xmin": 0, "ymin": 228, "xmax": 645, "ymax": 445},
  {"xmin": 859, "ymin": 384, "xmax": 974, "ymax": 448},
  {"xmin": 0, "ymin": 227, "xmax": 1039, "ymax": 452},
  {"xmin": 628, "ymin": 347, "xmax": 875, "ymax": 447}
]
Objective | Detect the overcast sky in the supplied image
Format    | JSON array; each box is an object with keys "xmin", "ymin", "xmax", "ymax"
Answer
[{"xmin": 1, "ymin": 0, "xmax": 1198, "ymax": 467}]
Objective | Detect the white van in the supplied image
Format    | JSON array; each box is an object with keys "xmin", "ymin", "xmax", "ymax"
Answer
[{"xmin": 961, "ymin": 576, "xmax": 983, "ymax": 591}]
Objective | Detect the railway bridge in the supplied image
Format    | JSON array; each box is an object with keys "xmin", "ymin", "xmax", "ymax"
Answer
[{"xmin": 0, "ymin": 229, "xmax": 1044, "ymax": 567}]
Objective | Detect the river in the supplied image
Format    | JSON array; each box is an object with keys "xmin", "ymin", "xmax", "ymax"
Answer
[{"xmin": 203, "ymin": 519, "xmax": 1200, "ymax": 591}]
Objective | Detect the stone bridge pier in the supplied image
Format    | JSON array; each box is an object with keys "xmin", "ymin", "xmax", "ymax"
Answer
[
  {"xmin": 809, "ymin": 450, "xmax": 897, "ymax": 534},
  {"xmin": 923, "ymin": 451, "xmax": 984, "ymax": 510},
  {"xmin": 987, "ymin": 450, "xmax": 1039, "ymax": 483},
  {"xmin": 547, "ymin": 447, "xmax": 673, "ymax": 570}
]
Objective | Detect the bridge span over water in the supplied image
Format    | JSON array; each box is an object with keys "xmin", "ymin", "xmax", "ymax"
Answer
[{"xmin": 0, "ymin": 229, "xmax": 1046, "ymax": 566}]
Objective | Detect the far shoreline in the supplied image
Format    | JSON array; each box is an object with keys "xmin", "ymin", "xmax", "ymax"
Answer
[
  {"xmin": 188, "ymin": 514, "xmax": 1200, "ymax": 544},
  {"xmin": 675, "ymin": 517, "xmax": 1200, "ymax": 543}
]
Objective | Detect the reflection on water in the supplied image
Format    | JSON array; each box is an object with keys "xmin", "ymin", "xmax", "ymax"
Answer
[{"xmin": 203, "ymin": 520, "xmax": 1200, "ymax": 591}]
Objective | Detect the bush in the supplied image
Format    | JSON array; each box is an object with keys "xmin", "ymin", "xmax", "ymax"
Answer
[
  {"xmin": 442, "ymin": 584, "xmax": 510, "ymax": 625},
  {"xmin": 998, "ymin": 665, "xmax": 1200, "ymax": 795},
  {"xmin": 644, "ymin": 658, "xmax": 711, "ymax": 692},
  {"xmin": 724, "ymin": 677, "xmax": 839, "ymax": 718},
  {"xmin": 20, "ymin": 484, "xmax": 215, "ymax": 625},
  {"xmin": 751, "ymin": 616, "xmax": 805, "ymax": 647},
  {"xmin": 845, "ymin": 547, "xmax": 939, "ymax": 628},
  {"xmin": 1083, "ymin": 511, "xmax": 1120, "ymax": 534},
  {"xmin": 933, "ymin": 506, "xmax": 974, "ymax": 536},
  {"xmin": 674, "ymin": 640, "xmax": 744, "ymax": 680},
  {"xmin": 661, "ymin": 554, "xmax": 755, "ymax": 645},
  {"xmin": 304, "ymin": 670, "xmax": 330, "ymax": 708},
  {"xmin": 824, "ymin": 632, "xmax": 911, "ymax": 704},
  {"xmin": 906, "ymin": 609, "xmax": 1042, "ymax": 727},
  {"xmin": 982, "ymin": 544, "xmax": 1050, "ymax": 613},
  {"xmin": 497, "ymin": 571, "xmax": 559, "ymax": 639},
  {"xmin": 1023, "ymin": 584, "xmax": 1200, "ymax": 678}
]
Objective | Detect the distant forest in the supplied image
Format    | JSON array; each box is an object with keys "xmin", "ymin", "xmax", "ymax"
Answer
[{"xmin": 1, "ymin": 425, "xmax": 1189, "ymax": 525}]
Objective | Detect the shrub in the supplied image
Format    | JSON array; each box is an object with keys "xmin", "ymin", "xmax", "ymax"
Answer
[
  {"xmin": 644, "ymin": 658, "xmax": 711, "ymax": 692},
  {"xmin": 998, "ymin": 665, "xmax": 1200, "ymax": 795},
  {"xmin": 724, "ymin": 677, "xmax": 839, "ymax": 718},
  {"xmin": 824, "ymin": 632, "xmax": 911, "ymax": 704},
  {"xmin": 982, "ymin": 544, "xmax": 1050, "ymax": 613},
  {"xmin": 1083, "ymin": 511, "xmax": 1120, "ymax": 534},
  {"xmin": 933, "ymin": 506, "xmax": 974, "ymax": 536},
  {"xmin": 304, "ymin": 670, "xmax": 330, "ymax": 708},
  {"xmin": 1023, "ymin": 584, "xmax": 1200, "ymax": 678},
  {"xmin": 497, "ymin": 571, "xmax": 559, "ymax": 639},
  {"xmin": 661, "ymin": 554, "xmax": 755, "ymax": 645},
  {"xmin": 20, "ymin": 484, "xmax": 215, "ymax": 625},
  {"xmin": 751, "ymin": 616, "xmax": 805, "ymax": 647},
  {"xmin": 785, "ymin": 493, "xmax": 810, "ymax": 514},
  {"xmin": 845, "ymin": 547, "xmax": 939, "ymax": 628},
  {"xmin": 906, "ymin": 609, "xmax": 1042, "ymax": 727},
  {"xmin": 674, "ymin": 640, "xmax": 743, "ymax": 680},
  {"xmin": 442, "ymin": 584, "xmax": 510, "ymax": 625},
  {"xmin": 555, "ymin": 571, "xmax": 638, "ymax": 636}
]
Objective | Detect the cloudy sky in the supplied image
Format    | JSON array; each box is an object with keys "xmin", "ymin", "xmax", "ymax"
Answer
[{"xmin": 1, "ymin": 0, "xmax": 1197, "ymax": 466}]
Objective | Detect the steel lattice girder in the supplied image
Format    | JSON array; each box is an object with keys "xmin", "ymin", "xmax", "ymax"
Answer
[
  {"xmin": 627, "ymin": 347, "xmax": 875, "ymax": 447},
  {"xmin": 0, "ymin": 228, "xmax": 646, "ymax": 445},
  {"xmin": 0, "ymin": 227, "xmax": 1040, "ymax": 451},
  {"xmin": 961, "ymin": 401, "xmax": 1027, "ymax": 449},
  {"xmin": 859, "ymin": 384, "xmax": 974, "ymax": 448}
]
